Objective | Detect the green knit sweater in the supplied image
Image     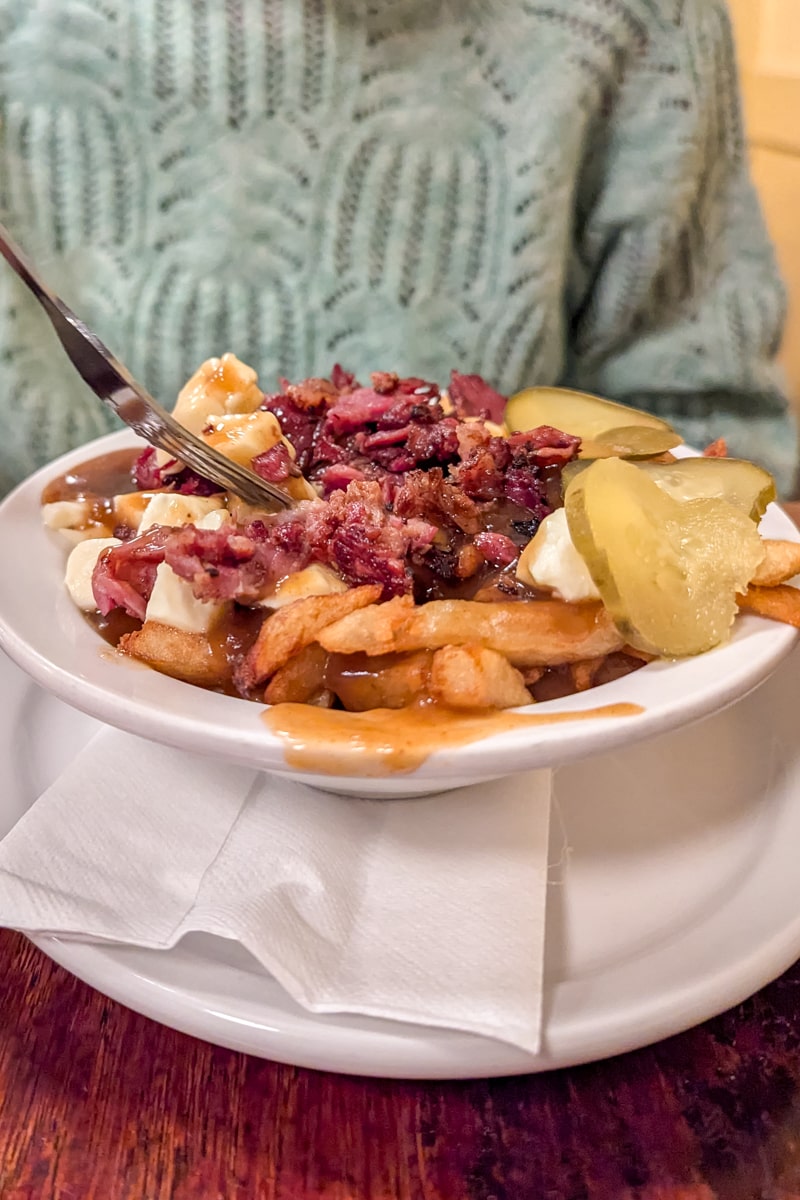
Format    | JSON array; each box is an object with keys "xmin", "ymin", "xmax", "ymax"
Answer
[{"xmin": 0, "ymin": 0, "xmax": 796, "ymax": 493}]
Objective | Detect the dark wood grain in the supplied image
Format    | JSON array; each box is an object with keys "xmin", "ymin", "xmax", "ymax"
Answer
[
  {"xmin": 3, "ymin": 942, "xmax": 800, "ymax": 1197},
  {"xmin": 0, "ymin": 503, "xmax": 797, "ymax": 1199}
]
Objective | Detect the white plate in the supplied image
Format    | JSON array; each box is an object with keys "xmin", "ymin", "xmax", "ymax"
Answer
[
  {"xmin": 6, "ymin": 645, "xmax": 800, "ymax": 1078},
  {"xmin": 0, "ymin": 430, "xmax": 797, "ymax": 797}
]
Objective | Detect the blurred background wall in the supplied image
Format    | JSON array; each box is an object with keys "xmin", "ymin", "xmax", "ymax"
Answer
[{"xmin": 730, "ymin": 0, "xmax": 800, "ymax": 409}]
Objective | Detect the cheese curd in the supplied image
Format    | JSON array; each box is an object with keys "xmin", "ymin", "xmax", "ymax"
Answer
[
  {"xmin": 202, "ymin": 410, "xmax": 284, "ymax": 467},
  {"xmin": 201, "ymin": 411, "xmax": 316, "ymax": 501},
  {"xmin": 145, "ymin": 563, "xmax": 224, "ymax": 634},
  {"xmin": 196, "ymin": 508, "xmax": 230, "ymax": 532},
  {"xmin": 42, "ymin": 500, "xmax": 112, "ymax": 543},
  {"xmin": 140, "ymin": 506, "xmax": 231, "ymax": 633},
  {"xmin": 261, "ymin": 564, "xmax": 349, "ymax": 610},
  {"xmin": 138, "ymin": 493, "xmax": 226, "ymax": 535},
  {"xmin": 516, "ymin": 507, "xmax": 600, "ymax": 603},
  {"xmin": 113, "ymin": 491, "xmax": 161, "ymax": 531},
  {"xmin": 65, "ymin": 537, "xmax": 122, "ymax": 610},
  {"xmin": 42, "ymin": 499, "xmax": 90, "ymax": 531},
  {"xmin": 171, "ymin": 353, "xmax": 264, "ymax": 435}
]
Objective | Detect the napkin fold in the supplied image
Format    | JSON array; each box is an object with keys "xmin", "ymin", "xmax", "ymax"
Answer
[{"xmin": 0, "ymin": 729, "xmax": 552, "ymax": 1054}]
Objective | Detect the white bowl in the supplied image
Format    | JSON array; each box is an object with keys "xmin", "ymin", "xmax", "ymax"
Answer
[{"xmin": 0, "ymin": 430, "xmax": 796, "ymax": 797}]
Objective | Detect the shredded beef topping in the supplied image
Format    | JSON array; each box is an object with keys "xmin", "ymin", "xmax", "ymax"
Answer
[
  {"xmin": 473, "ymin": 532, "xmax": 520, "ymax": 568},
  {"xmin": 448, "ymin": 370, "xmax": 507, "ymax": 424},
  {"xmin": 165, "ymin": 525, "xmax": 283, "ymax": 604},
  {"xmin": 261, "ymin": 369, "xmax": 457, "ymax": 494},
  {"xmin": 132, "ymin": 447, "xmax": 162, "ymax": 490},
  {"xmin": 92, "ymin": 526, "xmax": 172, "ymax": 620},
  {"xmin": 102, "ymin": 480, "xmax": 439, "ymax": 606},
  {"xmin": 284, "ymin": 377, "xmax": 340, "ymax": 407},
  {"xmin": 371, "ymin": 370, "xmax": 400, "ymax": 394},
  {"xmin": 252, "ymin": 443, "xmax": 300, "ymax": 483},
  {"xmin": 331, "ymin": 363, "xmax": 357, "ymax": 391},
  {"xmin": 132, "ymin": 447, "xmax": 221, "ymax": 496},
  {"xmin": 319, "ymin": 463, "xmax": 368, "ymax": 493},
  {"xmin": 260, "ymin": 394, "xmax": 324, "ymax": 475},
  {"xmin": 393, "ymin": 469, "xmax": 482, "ymax": 535},
  {"xmin": 169, "ymin": 469, "xmax": 223, "ymax": 496},
  {"xmin": 104, "ymin": 367, "xmax": 581, "ymax": 615},
  {"xmin": 325, "ymin": 387, "xmax": 404, "ymax": 436}
]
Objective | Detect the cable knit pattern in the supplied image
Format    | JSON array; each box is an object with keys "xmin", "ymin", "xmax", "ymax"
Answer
[{"xmin": 0, "ymin": 0, "xmax": 795, "ymax": 493}]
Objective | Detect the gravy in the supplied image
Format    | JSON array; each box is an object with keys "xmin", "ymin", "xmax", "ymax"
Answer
[
  {"xmin": 42, "ymin": 448, "xmax": 141, "ymax": 530},
  {"xmin": 264, "ymin": 700, "xmax": 644, "ymax": 775}
]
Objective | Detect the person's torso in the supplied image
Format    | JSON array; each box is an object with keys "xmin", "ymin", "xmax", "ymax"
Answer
[{"xmin": 0, "ymin": 0, "xmax": 655, "ymax": 405}]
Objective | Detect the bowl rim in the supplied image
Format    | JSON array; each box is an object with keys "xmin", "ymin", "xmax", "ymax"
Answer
[{"xmin": 0, "ymin": 428, "xmax": 797, "ymax": 786}]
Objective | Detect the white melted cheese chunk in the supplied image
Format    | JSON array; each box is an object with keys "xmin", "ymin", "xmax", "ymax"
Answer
[
  {"xmin": 145, "ymin": 563, "xmax": 223, "ymax": 634},
  {"xmin": 261, "ymin": 564, "xmax": 348, "ymax": 610},
  {"xmin": 201, "ymin": 411, "xmax": 316, "ymax": 501},
  {"xmin": 202, "ymin": 410, "xmax": 284, "ymax": 468},
  {"xmin": 516, "ymin": 507, "xmax": 601, "ymax": 603},
  {"xmin": 171, "ymin": 353, "xmax": 264, "ymax": 435},
  {"xmin": 162, "ymin": 353, "xmax": 315, "ymax": 499},
  {"xmin": 43, "ymin": 499, "xmax": 112, "ymax": 543},
  {"xmin": 142, "ymin": 507, "xmax": 230, "ymax": 633},
  {"xmin": 42, "ymin": 499, "xmax": 89, "ymax": 531},
  {"xmin": 65, "ymin": 537, "xmax": 122, "ymax": 610},
  {"xmin": 113, "ymin": 491, "xmax": 161, "ymax": 532},
  {"xmin": 138, "ymin": 493, "xmax": 226, "ymax": 534},
  {"xmin": 196, "ymin": 508, "xmax": 230, "ymax": 532}
]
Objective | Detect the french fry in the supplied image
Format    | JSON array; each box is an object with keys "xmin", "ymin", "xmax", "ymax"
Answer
[
  {"xmin": 120, "ymin": 621, "xmax": 230, "ymax": 688},
  {"xmin": 429, "ymin": 644, "xmax": 531, "ymax": 709},
  {"xmin": 750, "ymin": 540, "xmax": 800, "ymax": 588},
  {"xmin": 738, "ymin": 584, "xmax": 800, "ymax": 628},
  {"xmin": 264, "ymin": 643, "xmax": 330, "ymax": 705},
  {"xmin": 328, "ymin": 650, "xmax": 433, "ymax": 711},
  {"xmin": 318, "ymin": 598, "xmax": 625, "ymax": 667},
  {"xmin": 239, "ymin": 584, "xmax": 381, "ymax": 689},
  {"xmin": 316, "ymin": 595, "xmax": 416, "ymax": 657}
]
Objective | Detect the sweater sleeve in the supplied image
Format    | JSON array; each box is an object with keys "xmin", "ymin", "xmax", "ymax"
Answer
[{"xmin": 562, "ymin": 0, "xmax": 797, "ymax": 496}]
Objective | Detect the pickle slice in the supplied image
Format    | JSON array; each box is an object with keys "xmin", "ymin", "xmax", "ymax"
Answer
[
  {"xmin": 562, "ymin": 456, "xmax": 776, "ymax": 522},
  {"xmin": 505, "ymin": 387, "xmax": 682, "ymax": 456},
  {"xmin": 564, "ymin": 458, "xmax": 766, "ymax": 657}
]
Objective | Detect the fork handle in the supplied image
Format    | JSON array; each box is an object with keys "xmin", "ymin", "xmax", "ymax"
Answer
[
  {"xmin": 0, "ymin": 230, "xmax": 163, "ymax": 422},
  {"xmin": 0, "ymin": 224, "xmax": 295, "ymax": 510}
]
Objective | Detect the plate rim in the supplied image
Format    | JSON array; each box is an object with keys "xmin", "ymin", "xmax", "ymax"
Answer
[{"xmin": 6, "ymin": 647, "xmax": 800, "ymax": 1078}]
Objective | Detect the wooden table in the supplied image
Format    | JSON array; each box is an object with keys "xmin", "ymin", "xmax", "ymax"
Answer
[{"xmin": 2, "ymin": 503, "xmax": 800, "ymax": 1200}]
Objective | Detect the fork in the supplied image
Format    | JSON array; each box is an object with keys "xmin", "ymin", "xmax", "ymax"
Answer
[{"xmin": 0, "ymin": 224, "xmax": 295, "ymax": 510}]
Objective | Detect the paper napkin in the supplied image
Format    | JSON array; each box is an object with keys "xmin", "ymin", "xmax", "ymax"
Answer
[{"xmin": 0, "ymin": 729, "xmax": 552, "ymax": 1054}]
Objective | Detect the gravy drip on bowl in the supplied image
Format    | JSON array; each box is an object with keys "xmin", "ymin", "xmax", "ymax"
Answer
[{"xmin": 264, "ymin": 701, "xmax": 645, "ymax": 775}]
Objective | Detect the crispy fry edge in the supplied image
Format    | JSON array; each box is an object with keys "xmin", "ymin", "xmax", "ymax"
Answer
[{"xmin": 238, "ymin": 584, "xmax": 382, "ymax": 690}]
